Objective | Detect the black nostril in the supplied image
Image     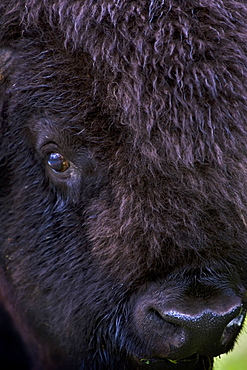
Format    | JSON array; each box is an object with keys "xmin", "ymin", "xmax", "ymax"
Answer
[
  {"xmin": 221, "ymin": 309, "xmax": 246, "ymax": 346},
  {"xmin": 146, "ymin": 307, "xmax": 187, "ymax": 351}
]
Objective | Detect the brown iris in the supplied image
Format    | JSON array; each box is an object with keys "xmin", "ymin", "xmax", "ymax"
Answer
[{"xmin": 47, "ymin": 153, "xmax": 70, "ymax": 172}]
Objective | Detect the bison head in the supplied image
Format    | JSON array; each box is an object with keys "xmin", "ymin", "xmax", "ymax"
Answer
[{"xmin": 1, "ymin": 1, "xmax": 247, "ymax": 369}]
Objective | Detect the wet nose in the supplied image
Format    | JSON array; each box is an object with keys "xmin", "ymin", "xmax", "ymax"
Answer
[{"xmin": 134, "ymin": 288, "xmax": 245, "ymax": 361}]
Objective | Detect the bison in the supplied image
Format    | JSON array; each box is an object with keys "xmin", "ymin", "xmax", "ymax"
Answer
[{"xmin": 1, "ymin": 0, "xmax": 247, "ymax": 369}]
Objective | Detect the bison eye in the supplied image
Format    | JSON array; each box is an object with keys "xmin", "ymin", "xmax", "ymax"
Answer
[{"xmin": 47, "ymin": 153, "xmax": 70, "ymax": 172}]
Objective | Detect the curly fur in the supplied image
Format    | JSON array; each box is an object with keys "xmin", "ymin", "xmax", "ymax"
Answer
[{"xmin": 1, "ymin": 1, "xmax": 247, "ymax": 369}]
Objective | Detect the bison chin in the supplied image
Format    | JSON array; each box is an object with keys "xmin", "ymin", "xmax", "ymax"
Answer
[{"xmin": 127, "ymin": 354, "xmax": 212, "ymax": 370}]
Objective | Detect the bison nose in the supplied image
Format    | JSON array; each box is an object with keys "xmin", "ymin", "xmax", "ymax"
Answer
[{"xmin": 133, "ymin": 289, "xmax": 245, "ymax": 361}]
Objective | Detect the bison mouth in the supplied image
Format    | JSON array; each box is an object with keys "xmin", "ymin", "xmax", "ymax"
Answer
[{"xmin": 130, "ymin": 354, "xmax": 212, "ymax": 369}]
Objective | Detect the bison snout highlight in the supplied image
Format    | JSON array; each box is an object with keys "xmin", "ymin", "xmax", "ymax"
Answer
[{"xmin": 132, "ymin": 282, "xmax": 245, "ymax": 366}]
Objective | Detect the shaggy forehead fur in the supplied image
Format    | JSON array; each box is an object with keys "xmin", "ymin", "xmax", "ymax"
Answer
[{"xmin": 1, "ymin": 0, "xmax": 247, "ymax": 277}]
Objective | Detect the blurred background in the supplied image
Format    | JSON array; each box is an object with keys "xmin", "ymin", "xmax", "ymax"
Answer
[{"xmin": 215, "ymin": 321, "xmax": 247, "ymax": 370}]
